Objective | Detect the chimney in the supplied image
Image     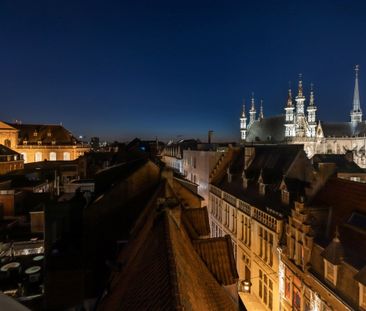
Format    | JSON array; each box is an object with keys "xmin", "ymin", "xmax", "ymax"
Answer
[{"xmin": 208, "ymin": 130, "xmax": 213, "ymax": 144}]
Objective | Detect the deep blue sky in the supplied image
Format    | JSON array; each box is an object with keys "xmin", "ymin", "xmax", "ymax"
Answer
[{"xmin": 0, "ymin": 1, "xmax": 365, "ymax": 142}]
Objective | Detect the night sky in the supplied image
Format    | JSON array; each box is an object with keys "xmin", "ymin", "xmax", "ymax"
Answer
[{"xmin": 0, "ymin": 1, "xmax": 366, "ymax": 142}]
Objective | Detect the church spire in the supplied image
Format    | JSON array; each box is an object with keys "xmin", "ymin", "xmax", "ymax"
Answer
[
  {"xmin": 298, "ymin": 73, "xmax": 304, "ymax": 97},
  {"xmin": 240, "ymin": 99, "xmax": 247, "ymax": 141},
  {"xmin": 351, "ymin": 65, "xmax": 362, "ymax": 123},
  {"xmin": 249, "ymin": 93, "xmax": 256, "ymax": 127},
  {"xmin": 287, "ymin": 88, "xmax": 293, "ymax": 107},
  {"xmin": 307, "ymin": 83, "xmax": 317, "ymax": 137},
  {"xmin": 259, "ymin": 99, "xmax": 264, "ymax": 120}
]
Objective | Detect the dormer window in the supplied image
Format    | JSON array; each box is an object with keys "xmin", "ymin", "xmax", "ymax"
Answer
[
  {"xmin": 37, "ymin": 140, "xmax": 42, "ymax": 145},
  {"xmin": 259, "ymin": 183, "xmax": 265, "ymax": 196},
  {"xmin": 33, "ymin": 131, "xmax": 38, "ymax": 137},
  {"xmin": 51, "ymin": 140, "xmax": 56, "ymax": 145},
  {"xmin": 47, "ymin": 131, "xmax": 52, "ymax": 137},
  {"xmin": 324, "ymin": 259, "xmax": 337, "ymax": 285},
  {"xmin": 359, "ymin": 284, "xmax": 366, "ymax": 309},
  {"xmin": 281, "ymin": 189, "xmax": 290, "ymax": 205}
]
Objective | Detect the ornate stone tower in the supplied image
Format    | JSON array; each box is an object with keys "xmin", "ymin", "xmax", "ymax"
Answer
[
  {"xmin": 350, "ymin": 65, "xmax": 362, "ymax": 123},
  {"xmin": 295, "ymin": 74, "xmax": 306, "ymax": 137},
  {"xmin": 307, "ymin": 84, "xmax": 317, "ymax": 137},
  {"xmin": 240, "ymin": 100, "xmax": 247, "ymax": 141},
  {"xmin": 284, "ymin": 88, "xmax": 296, "ymax": 137},
  {"xmin": 259, "ymin": 99, "xmax": 264, "ymax": 120},
  {"xmin": 249, "ymin": 93, "xmax": 257, "ymax": 127}
]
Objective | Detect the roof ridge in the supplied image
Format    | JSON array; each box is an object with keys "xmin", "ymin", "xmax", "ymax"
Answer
[{"xmin": 163, "ymin": 211, "xmax": 183, "ymax": 310}]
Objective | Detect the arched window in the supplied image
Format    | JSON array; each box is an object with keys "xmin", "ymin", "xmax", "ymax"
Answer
[
  {"xmin": 4, "ymin": 139, "xmax": 11, "ymax": 148},
  {"xmin": 49, "ymin": 152, "xmax": 57, "ymax": 161},
  {"xmin": 63, "ymin": 152, "xmax": 71, "ymax": 161},
  {"xmin": 21, "ymin": 153, "xmax": 27, "ymax": 163},
  {"xmin": 35, "ymin": 152, "xmax": 42, "ymax": 162}
]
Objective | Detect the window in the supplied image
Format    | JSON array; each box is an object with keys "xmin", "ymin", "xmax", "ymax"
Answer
[
  {"xmin": 63, "ymin": 152, "xmax": 71, "ymax": 160},
  {"xmin": 360, "ymin": 284, "xmax": 366, "ymax": 309},
  {"xmin": 21, "ymin": 153, "xmax": 27, "ymax": 163},
  {"xmin": 259, "ymin": 269, "xmax": 273, "ymax": 310},
  {"xmin": 35, "ymin": 152, "xmax": 42, "ymax": 162},
  {"xmin": 33, "ymin": 131, "xmax": 38, "ymax": 137},
  {"xmin": 259, "ymin": 183, "xmax": 265, "ymax": 195},
  {"xmin": 47, "ymin": 131, "xmax": 52, "ymax": 137},
  {"xmin": 282, "ymin": 189, "xmax": 290, "ymax": 204},
  {"xmin": 324, "ymin": 260, "xmax": 337, "ymax": 285},
  {"xmin": 4, "ymin": 139, "xmax": 11, "ymax": 148},
  {"xmin": 49, "ymin": 152, "xmax": 57, "ymax": 161}
]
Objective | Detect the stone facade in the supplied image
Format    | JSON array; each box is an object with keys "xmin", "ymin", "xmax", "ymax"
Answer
[{"xmin": 0, "ymin": 121, "xmax": 89, "ymax": 163}]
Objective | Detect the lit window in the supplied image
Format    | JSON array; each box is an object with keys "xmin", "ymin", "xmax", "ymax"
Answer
[
  {"xmin": 33, "ymin": 131, "xmax": 38, "ymax": 137},
  {"xmin": 35, "ymin": 152, "xmax": 42, "ymax": 162},
  {"xmin": 49, "ymin": 152, "xmax": 57, "ymax": 161},
  {"xmin": 63, "ymin": 152, "xmax": 71, "ymax": 161}
]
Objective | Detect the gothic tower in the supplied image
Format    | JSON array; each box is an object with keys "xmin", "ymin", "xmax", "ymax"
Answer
[
  {"xmin": 295, "ymin": 74, "xmax": 306, "ymax": 137},
  {"xmin": 307, "ymin": 84, "xmax": 317, "ymax": 137},
  {"xmin": 240, "ymin": 100, "xmax": 247, "ymax": 141},
  {"xmin": 284, "ymin": 88, "xmax": 296, "ymax": 137},
  {"xmin": 350, "ymin": 65, "xmax": 362, "ymax": 123},
  {"xmin": 249, "ymin": 93, "xmax": 256, "ymax": 127},
  {"xmin": 259, "ymin": 100, "xmax": 264, "ymax": 120}
]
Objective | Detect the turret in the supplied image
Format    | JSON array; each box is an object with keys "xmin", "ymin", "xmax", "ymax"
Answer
[
  {"xmin": 259, "ymin": 100, "xmax": 264, "ymax": 120},
  {"xmin": 295, "ymin": 74, "xmax": 306, "ymax": 137},
  {"xmin": 240, "ymin": 100, "xmax": 247, "ymax": 141},
  {"xmin": 284, "ymin": 88, "xmax": 296, "ymax": 137},
  {"xmin": 249, "ymin": 93, "xmax": 256, "ymax": 127},
  {"xmin": 307, "ymin": 84, "xmax": 317, "ymax": 137}
]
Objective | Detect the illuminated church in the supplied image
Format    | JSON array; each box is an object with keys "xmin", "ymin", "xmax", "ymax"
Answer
[{"xmin": 240, "ymin": 66, "xmax": 366, "ymax": 168}]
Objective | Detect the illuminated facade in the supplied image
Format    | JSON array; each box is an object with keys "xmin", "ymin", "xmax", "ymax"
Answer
[
  {"xmin": 241, "ymin": 66, "xmax": 366, "ymax": 168},
  {"xmin": 208, "ymin": 145, "xmax": 315, "ymax": 311},
  {"xmin": 0, "ymin": 122, "xmax": 89, "ymax": 163}
]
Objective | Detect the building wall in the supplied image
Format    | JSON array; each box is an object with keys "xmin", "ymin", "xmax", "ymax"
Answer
[
  {"xmin": 209, "ymin": 185, "xmax": 283, "ymax": 311},
  {"xmin": 183, "ymin": 150, "xmax": 224, "ymax": 206},
  {"xmin": 0, "ymin": 160, "xmax": 24, "ymax": 174},
  {"xmin": 16, "ymin": 146, "xmax": 89, "ymax": 163}
]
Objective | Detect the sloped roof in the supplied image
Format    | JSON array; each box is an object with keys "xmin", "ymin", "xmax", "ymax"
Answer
[
  {"xmin": 321, "ymin": 235, "xmax": 345, "ymax": 265},
  {"xmin": 215, "ymin": 146, "xmax": 307, "ymax": 217},
  {"xmin": 193, "ymin": 235, "xmax": 239, "ymax": 285},
  {"xmin": 98, "ymin": 209, "xmax": 237, "ymax": 311},
  {"xmin": 320, "ymin": 121, "xmax": 366, "ymax": 137},
  {"xmin": 0, "ymin": 144, "xmax": 20, "ymax": 156},
  {"xmin": 312, "ymin": 153, "xmax": 364, "ymax": 174},
  {"xmin": 354, "ymin": 265, "xmax": 366, "ymax": 286},
  {"xmin": 97, "ymin": 177, "xmax": 237, "ymax": 311},
  {"xmin": 246, "ymin": 115, "xmax": 286, "ymax": 142},
  {"xmin": 182, "ymin": 207, "xmax": 210, "ymax": 237},
  {"xmin": 7, "ymin": 123, "xmax": 80, "ymax": 145},
  {"xmin": 245, "ymin": 144, "xmax": 303, "ymax": 184},
  {"xmin": 311, "ymin": 178, "xmax": 366, "ymax": 267}
]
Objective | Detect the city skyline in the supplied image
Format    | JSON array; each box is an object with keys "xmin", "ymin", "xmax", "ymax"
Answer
[{"xmin": 0, "ymin": 1, "xmax": 366, "ymax": 141}]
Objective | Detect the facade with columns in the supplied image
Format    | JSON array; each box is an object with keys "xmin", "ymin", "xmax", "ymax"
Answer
[{"xmin": 241, "ymin": 66, "xmax": 366, "ymax": 168}]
